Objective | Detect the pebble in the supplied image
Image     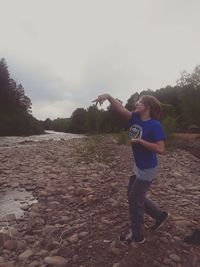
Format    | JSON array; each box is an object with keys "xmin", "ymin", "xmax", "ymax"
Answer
[
  {"xmin": 110, "ymin": 247, "xmax": 121, "ymax": 255},
  {"xmin": 0, "ymin": 136, "xmax": 199, "ymax": 267},
  {"xmin": 67, "ymin": 233, "xmax": 79, "ymax": 243},
  {"xmin": 169, "ymin": 254, "xmax": 181, "ymax": 263},
  {"xmin": 29, "ymin": 260, "xmax": 41, "ymax": 267}
]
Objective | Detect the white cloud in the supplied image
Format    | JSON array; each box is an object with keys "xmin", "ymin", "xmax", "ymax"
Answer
[
  {"xmin": 1, "ymin": 0, "xmax": 200, "ymax": 119},
  {"xmin": 32, "ymin": 99, "xmax": 75, "ymax": 120}
]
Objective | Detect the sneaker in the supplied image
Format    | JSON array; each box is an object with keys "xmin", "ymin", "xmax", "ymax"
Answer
[
  {"xmin": 150, "ymin": 211, "xmax": 170, "ymax": 231},
  {"xmin": 119, "ymin": 230, "xmax": 145, "ymax": 245}
]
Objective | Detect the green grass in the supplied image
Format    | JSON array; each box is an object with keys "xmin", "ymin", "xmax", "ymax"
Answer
[
  {"xmin": 75, "ymin": 134, "xmax": 114, "ymax": 164},
  {"xmin": 111, "ymin": 131, "xmax": 129, "ymax": 145}
]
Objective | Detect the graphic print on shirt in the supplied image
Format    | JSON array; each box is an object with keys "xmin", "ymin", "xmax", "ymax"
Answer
[{"xmin": 129, "ymin": 124, "xmax": 143, "ymax": 139}]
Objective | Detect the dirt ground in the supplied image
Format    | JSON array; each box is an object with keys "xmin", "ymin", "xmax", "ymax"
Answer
[
  {"xmin": 0, "ymin": 134, "xmax": 200, "ymax": 267},
  {"xmin": 172, "ymin": 133, "xmax": 200, "ymax": 159}
]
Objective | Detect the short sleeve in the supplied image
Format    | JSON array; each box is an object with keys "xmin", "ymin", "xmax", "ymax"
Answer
[
  {"xmin": 152, "ymin": 121, "xmax": 166, "ymax": 141},
  {"xmin": 129, "ymin": 112, "xmax": 135, "ymax": 128},
  {"xmin": 129, "ymin": 112, "xmax": 138, "ymax": 127}
]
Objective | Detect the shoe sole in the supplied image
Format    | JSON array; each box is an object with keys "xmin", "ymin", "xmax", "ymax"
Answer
[
  {"xmin": 118, "ymin": 235, "xmax": 146, "ymax": 245},
  {"xmin": 151, "ymin": 213, "xmax": 170, "ymax": 231},
  {"xmin": 135, "ymin": 237, "xmax": 145, "ymax": 244}
]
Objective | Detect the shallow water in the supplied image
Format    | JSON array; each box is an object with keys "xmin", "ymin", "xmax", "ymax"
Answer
[
  {"xmin": 0, "ymin": 188, "xmax": 38, "ymax": 223},
  {"xmin": 0, "ymin": 131, "xmax": 83, "ymax": 223},
  {"xmin": 0, "ymin": 130, "xmax": 84, "ymax": 147}
]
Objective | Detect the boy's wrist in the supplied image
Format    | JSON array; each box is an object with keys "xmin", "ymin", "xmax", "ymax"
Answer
[
  {"xmin": 107, "ymin": 94, "xmax": 115, "ymax": 103},
  {"xmin": 106, "ymin": 94, "xmax": 111, "ymax": 100}
]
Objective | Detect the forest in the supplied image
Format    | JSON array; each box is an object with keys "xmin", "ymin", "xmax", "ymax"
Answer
[
  {"xmin": 45, "ymin": 66, "xmax": 200, "ymax": 136},
  {"xmin": 0, "ymin": 58, "xmax": 200, "ymax": 136},
  {"xmin": 0, "ymin": 58, "xmax": 44, "ymax": 136}
]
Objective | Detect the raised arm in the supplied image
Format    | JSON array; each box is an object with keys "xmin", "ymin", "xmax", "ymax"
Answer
[{"xmin": 93, "ymin": 93, "xmax": 132, "ymax": 120}]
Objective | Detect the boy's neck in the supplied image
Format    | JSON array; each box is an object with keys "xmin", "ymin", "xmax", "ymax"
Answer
[{"xmin": 140, "ymin": 111, "xmax": 151, "ymax": 121}]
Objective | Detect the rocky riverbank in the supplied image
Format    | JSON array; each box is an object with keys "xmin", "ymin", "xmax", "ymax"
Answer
[{"xmin": 0, "ymin": 135, "xmax": 200, "ymax": 267}]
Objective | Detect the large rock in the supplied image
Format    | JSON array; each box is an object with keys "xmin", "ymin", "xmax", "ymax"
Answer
[
  {"xmin": 18, "ymin": 249, "xmax": 34, "ymax": 260},
  {"xmin": 0, "ymin": 232, "xmax": 12, "ymax": 247},
  {"xmin": 44, "ymin": 256, "xmax": 68, "ymax": 266},
  {"xmin": 3, "ymin": 240, "xmax": 17, "ymax": 250}
]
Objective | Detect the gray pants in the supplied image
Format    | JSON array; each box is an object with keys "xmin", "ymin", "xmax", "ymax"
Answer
[{"xmin": 127, "ymin": 175, "xmax": 162, "ymax": 239}]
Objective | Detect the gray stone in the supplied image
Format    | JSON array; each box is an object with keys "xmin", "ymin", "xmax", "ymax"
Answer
[
  {"xmin": 169, "ymin": 253, "xmax": 181, "ymax": 263},
  {"xmin": 18, "ymin": 249, "xmax": 34, "ymax": 260},
  {"xmin": 72, "ymin": 254, "xmax": 78, "ymax": 262},
  {"xmin": 3, "ymin": 240, "xmax": 17, "ymax": 250},
  {"xmin": 28, "ymin": 260, "xmax": 41, "ymax": 267},
  {"xmin": 67, "ymin": 233, "xmax": 78, "ymax": 243},
  {"xmin": 7, "ymin": 213, "xmax": 17, "ymax": 221},
  {"xmin": 36, "ymin": 249, "xmax": 49, "ymax": 257},
  {"xmin": 44, "ymin": 256, "xmax": 68, "ymax": 266},
  {"xmin": 0, "ymin": 232, "xmax": 12, "ymax": 247},
  {"xmin": 17, "ymin": 240, "xmax": 27, "ymax": 251}
]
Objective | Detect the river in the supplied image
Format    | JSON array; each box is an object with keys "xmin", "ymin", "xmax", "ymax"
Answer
[
  {"xmin": 0, "ymin": 131, "xmax": 84, "ymax": 225},
  {"xmin": 0, "ymin": 130, "xmax": 84, "ymax": 147}
]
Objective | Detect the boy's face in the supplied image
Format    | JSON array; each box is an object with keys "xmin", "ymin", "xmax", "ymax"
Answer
[{"xmin": 135, "ymin": 98, "xmax": 147, "ymax": 113}]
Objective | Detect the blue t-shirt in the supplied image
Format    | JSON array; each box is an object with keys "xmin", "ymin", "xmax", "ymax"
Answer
[{"xmin": 129, "ymin": 112, "xmax": 165, "ymax": 169}]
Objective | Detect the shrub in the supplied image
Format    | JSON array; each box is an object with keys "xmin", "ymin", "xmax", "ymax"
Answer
[{"xmin": 162, "ymin": 116, "xmax": 177, "ymax": 142}]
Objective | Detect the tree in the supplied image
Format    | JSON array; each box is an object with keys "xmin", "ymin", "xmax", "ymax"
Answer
[
  {"xmin": 43, "ymin": 118, "xmax": 53, "ymax": 130},
  {"xmin": 53, "ymin": 118, "xmax": 71, "ymax": 132},
  {"xmin": 107, "ymin": 99, "xmax": 127, "ymax": 132},
  {"xmin": 176, "ymin": 65, "xmax": 200, "ymax": 88},
  {"xmin": 179, "ymin": 85, "xmax": 200, "ymax": 129},
  {"xmin": 0, "ymin": 58, "xmax": 42, "ymax": 136},
  {"xmin": 0, "ymin": 58, "xmax": 32, "ymax": 113},
  {"xmin": 155, "ymin": 86, "xmax": 181, "ymax": 115},
  {"xmin": 125, "ymin": 92, "xmax": 139, "ymax": 111},
  {"xmin": 86, "ymin": 105, "xmax": 102, "ymax": 133},
  {"xmin": 0, "ymin": 58, "xmax": 12, "ymax": 110},
  {"xmin": 15, "ymin": 83, "xmax": 32, "ymax": 113},
  {"xmin": 70, "ymin": 108, "xmax": 87, "ymax": 133}
]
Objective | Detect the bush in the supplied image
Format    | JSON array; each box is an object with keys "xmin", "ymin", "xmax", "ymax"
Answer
[
  {"xmin": 112, "ymin": 131, "xmax": 129, "ymax": 145},
  {"xmin": 162, "ymin": 116, "xmax": 177, "ymax": 142},
  {"xmin": 0, "ymin": 109, "xmax": 44, "ymax": 136}
]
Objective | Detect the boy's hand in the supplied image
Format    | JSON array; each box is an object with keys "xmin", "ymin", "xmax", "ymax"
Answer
[
  {"xmin": 92, "ymin": 94, "xmax": 109, "ymax": 105},
  {"xmin": 131, "ymin": 138, "xmax": 142, "ymax": 144}
]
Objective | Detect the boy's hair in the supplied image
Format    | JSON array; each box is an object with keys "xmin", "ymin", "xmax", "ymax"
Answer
[{"xmin": 140, "ymin": 95, "xmax": 161, "ymax": 120}]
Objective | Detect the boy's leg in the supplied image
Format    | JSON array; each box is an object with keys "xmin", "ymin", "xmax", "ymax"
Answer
[
  {"xmin": 127, "ymin": 174, "xmax": 137, "ymax": 198},
  {"xmin": 144, "ymin": 197, "xmax": 162, "ymax": 219},
  {"xmin": 144, "ymin": 197, "xmax": 170, "ymax": 231},
  {"xmin": 128, "ymin": 178, "xmax": 151, "ymax": 241}
]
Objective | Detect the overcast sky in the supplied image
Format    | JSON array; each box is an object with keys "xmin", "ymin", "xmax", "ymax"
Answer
[{"xmin": 1, "ymin": 0, "xmax": 200, "ymax": 120}]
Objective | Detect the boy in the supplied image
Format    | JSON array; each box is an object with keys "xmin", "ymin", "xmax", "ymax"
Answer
[{"xmin": 93, "ymin": 93, "xmax": 169, "ymax": 244}]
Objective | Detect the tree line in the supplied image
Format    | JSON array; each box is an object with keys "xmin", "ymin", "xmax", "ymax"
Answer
[
  {"xmin": 45, "ymin": 65, "xmax": 200, "ymax": 136},
  {"xmin": 1, "ymin": 57, "xmax": 200, "ymax": 137},
  {"xmin": 0, "ymin": 58, "xmax": 44, "ymax": 136}
]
